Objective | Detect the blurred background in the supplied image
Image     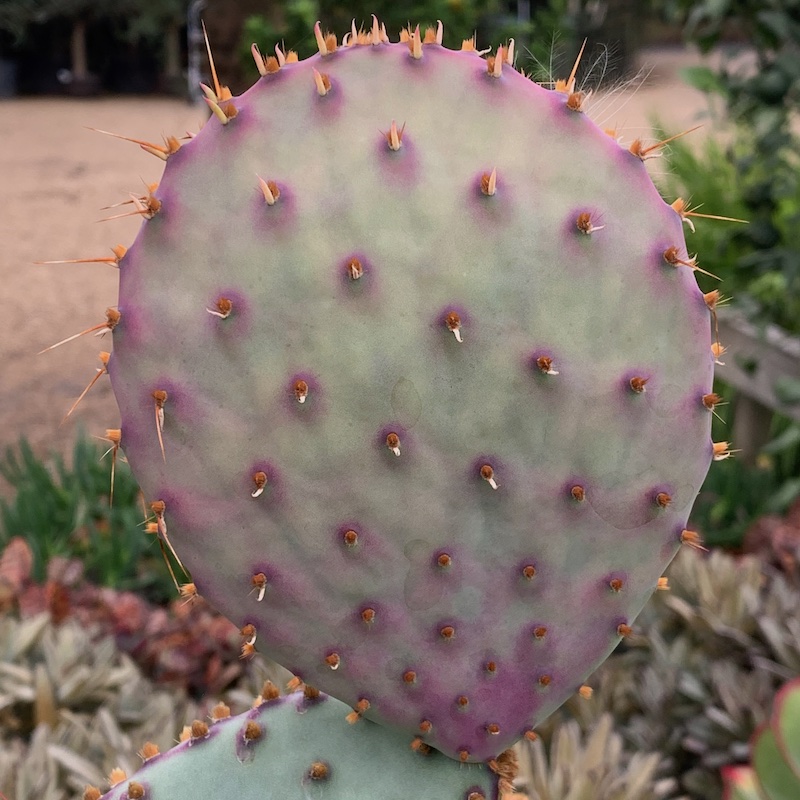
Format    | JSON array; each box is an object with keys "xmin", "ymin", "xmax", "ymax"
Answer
[
  {"xmin": 0, "ymin": 2, "xmax": 799, "ymax": 799},
  {"xmin": 0, "ymin": 0, "xmax": 694, "ymax": 98}
]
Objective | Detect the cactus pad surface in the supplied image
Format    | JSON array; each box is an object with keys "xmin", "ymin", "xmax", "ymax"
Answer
[
  {"xmin": 93, "ymin": 688, "xmax": 503, "ymax": 800},
  {"xmin": 89, "ymin": 27, "xmax": 716, "ymax": 762}
]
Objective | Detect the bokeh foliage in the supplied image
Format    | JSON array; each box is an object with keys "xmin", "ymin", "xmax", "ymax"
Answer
[
  {"xmin": 653, "ymin": 0, "xmax": 800, "ymax": 333},
  {"xmin": 239, "ymin": 0, "xmax": 576, "ymax": 79}
]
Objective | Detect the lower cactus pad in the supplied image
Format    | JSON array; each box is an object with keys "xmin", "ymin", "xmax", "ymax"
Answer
[{"xmin": 90, "ymin": 688, "xmax": 505, "ymax": 800}]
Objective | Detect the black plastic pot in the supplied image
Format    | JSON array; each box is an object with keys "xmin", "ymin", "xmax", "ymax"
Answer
[{"xmin": 0, "ymin": 57, "xmax": 18, "ymax": 97}]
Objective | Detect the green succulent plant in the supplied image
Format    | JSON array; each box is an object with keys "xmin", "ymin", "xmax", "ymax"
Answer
[{"xmin": 721, "ymin": 676, "xmax": 800, "ymax": 800}]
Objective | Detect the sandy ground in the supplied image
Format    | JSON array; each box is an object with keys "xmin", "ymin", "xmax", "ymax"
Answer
[{"xmin": 0, "ymin": 46, "xmax": 724, "ymax": 494}]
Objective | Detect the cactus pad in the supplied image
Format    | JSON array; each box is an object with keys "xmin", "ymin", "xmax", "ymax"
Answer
[
  {"xmin": 92, "ymin": 688, "xmax": 505, "ymax": 800},
  {"xmin": 88, "ymin": 27, "xmax": 716, "ymax": 762}
]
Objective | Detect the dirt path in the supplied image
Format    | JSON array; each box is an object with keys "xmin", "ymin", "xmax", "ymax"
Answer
[
  {"xmin": 0, "ymin": 47, "xmax": 721, "ymax": 493},
  {"xmin": 0, "ymin": 98, "xmax": 200, "ymax": 493}
]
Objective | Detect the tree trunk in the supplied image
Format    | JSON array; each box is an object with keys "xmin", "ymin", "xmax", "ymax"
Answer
[
  {"xmin": 70, "ymin": 18, "xmax": 88, "ymax": 81},
  {"xmin": 67, "ymin": 17, "xmax": 100, "ymax": 94},
  {"xmin": 164, "ymin": 20, "xmax": 181, "ymax": 80}
]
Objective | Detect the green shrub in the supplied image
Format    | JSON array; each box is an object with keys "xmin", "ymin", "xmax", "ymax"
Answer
[
  {"xmin": 650, "ymin": 0, "xmax": 800, "ymax": 334},
  {"xmin": 689, "ymin": 391, "xmax": 800, "ymax": 547},
  {"xmin": 657, "ymin": 131, "xmax": 800, "ymax": 335},
  {"xmin": 0, "ymin": 435, "xmax": 176, "ymax": 604}
]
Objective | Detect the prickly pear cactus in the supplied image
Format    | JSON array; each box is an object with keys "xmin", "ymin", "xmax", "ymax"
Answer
[
  {"xmin": 51, "ymin": 20, "xmax": 722, "ymax": 764},
  {"xmin": 721, "ymin": 677, "xmax": 800, "ymax": 800},
  {"xmin": 87, "ymin": 687, "xmax": 505, "ymax": 800}
]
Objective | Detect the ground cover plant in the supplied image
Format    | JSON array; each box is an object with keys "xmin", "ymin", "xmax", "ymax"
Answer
[
  {"xmin": 3, "ymin": 535, "xmax": 797, "ymax": 799},
  {"xmin": 0, "ymin": 437, "xmax": 174, "ymax": 604}
]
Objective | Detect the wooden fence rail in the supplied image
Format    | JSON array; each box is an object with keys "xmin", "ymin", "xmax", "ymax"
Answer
[{"xmin": 716, "ymin": 311, "xmax": 800, "ymax": 464}]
